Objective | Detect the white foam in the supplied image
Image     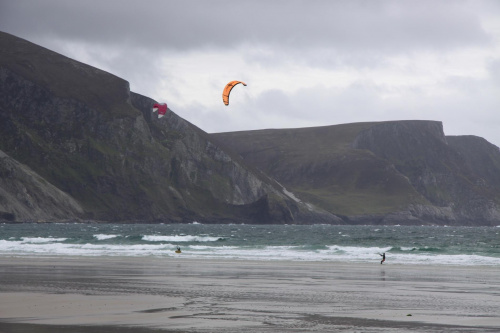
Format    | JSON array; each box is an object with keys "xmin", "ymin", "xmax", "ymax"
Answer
[
  {"xmin": 0, "ymin": 240, "xmax": 177, "ymax": 256},
  {"xmin": 1, "ymin": 238, "xmax": 499, "ymax": 266},
  {"xmin": 142, "ymin": 235, "xmax": 222, "ymax": 242},
  {"xmin": 94, "ymin": 234, "xmax": 119, "ymax": 240},
  {"xmin": 21, "ymin": 237, "xmax": 67, "ymax": 243}
]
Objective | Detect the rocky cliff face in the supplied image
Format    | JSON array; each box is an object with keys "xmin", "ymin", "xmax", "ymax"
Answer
[
  {"xmin": 446, "ymin": 135, "xmax": 500, "ymax": 189},
  {"xmin": 214, "ymin": 121, "xmax": 500, "ymax": 226},
  {"xmin": 352, "ymin": 121, "xmax": 500, "ymax": 225},
  {"xmin": 0, "ymin": 31, "xmax": 338, "ymax": 224},
  {"xmin": 0, "ymin": 150, "xmax": 83, "ymax": 221}
]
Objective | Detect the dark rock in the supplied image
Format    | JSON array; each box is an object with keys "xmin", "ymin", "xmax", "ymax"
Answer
[{"xmin": 0, "ymin": 31, "xmax": 337, "ymax": 224}]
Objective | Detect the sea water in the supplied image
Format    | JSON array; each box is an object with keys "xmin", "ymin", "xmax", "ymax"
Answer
[{"xmin": 1, "ymin": 223, "xmax": 499, "ymax": 266}]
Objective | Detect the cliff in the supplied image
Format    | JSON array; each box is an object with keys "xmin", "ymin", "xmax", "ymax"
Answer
[
  {"xmin": 0, "ymin": 31, "xmax": 338, "ymax": 224},
  {"xmin": 213, "ymin": 121, "xmax": 500, "ymax": 226},
  {"xmin": 0, "ymin": 149, "xmax": 83, "ymax": 221},
  {"xmin": 2, "ymin": 31, "xmax": 499, "ymax": 226}
]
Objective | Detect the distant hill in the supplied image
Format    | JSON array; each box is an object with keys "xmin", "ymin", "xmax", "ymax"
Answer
[
  {"xmin": 211, "ymin": 121, "xmax": 500, "ymax": 226},
  {"xmin": 0, "ymin": 31, "xmax": 338, "ymax": 224}
]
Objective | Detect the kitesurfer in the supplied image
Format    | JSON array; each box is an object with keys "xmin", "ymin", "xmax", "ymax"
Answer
[
  {"xmin": 380, "ymin": 252, "xmax": 386, "ymax": 264},
  {"xmin": 222, "ymin": 81, "xmax": 246, "ymax": 105},
  {"xmin": 152, "ymin": 103, "xmax": 168, "ymax": 118},
  {"xmin": 175, "ymin": 246, "xmax": 181, "ymax": 253}
]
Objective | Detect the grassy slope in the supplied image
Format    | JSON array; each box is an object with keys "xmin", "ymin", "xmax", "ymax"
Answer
[{"xmin": 212, "ymin": 123, "xmax": 428, "ymax": 216}]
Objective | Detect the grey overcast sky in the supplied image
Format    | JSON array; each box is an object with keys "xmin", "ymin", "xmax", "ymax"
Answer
[{"xmin": 1, "ymin": 0, "xmax": 499, "ymax": 146}]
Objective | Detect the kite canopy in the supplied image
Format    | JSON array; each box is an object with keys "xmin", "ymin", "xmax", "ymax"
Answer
[
  {"xmin": 152, "ymin": 103, "xmax": 168, "ymax": 118},
  {"xmin": 222, "ymin": 81, "xmax": 247, "ymax": 106}
]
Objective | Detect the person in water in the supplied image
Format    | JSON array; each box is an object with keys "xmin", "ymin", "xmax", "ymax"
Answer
[{"xmin": 380, "ymin": 252, "xmax": 386, "ymax": 264}]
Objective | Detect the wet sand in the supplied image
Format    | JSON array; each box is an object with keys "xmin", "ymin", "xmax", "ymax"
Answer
[{"xmin": 0, "ymin": 256, "xmax": 499, "ymax": 332}]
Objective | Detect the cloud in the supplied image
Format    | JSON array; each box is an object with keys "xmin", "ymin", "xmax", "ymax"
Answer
[
  {"xmin": 1, "ymin": 0, "xmax": 492, "ymax": 53},
  {"xmin": 0, "ymin": 0, "xmax": 499, "ymax": 146},
  {"xmin": 488, "ymin": 59, "xmax": 500, "ymax": 86}
]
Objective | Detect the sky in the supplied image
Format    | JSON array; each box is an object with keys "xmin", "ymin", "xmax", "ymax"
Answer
[{"xmin": 1, "ymin": 0, "xmax": 500, "ymax": 146}]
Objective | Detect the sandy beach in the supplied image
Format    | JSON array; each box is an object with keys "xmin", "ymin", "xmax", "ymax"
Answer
[{"xmin": 0, "ymin": 256, "xmax": 499, "ymax": 332}]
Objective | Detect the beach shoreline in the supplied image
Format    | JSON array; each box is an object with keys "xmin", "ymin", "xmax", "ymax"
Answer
[{"xmin": 1, "ymin": 256, "xmax": 499, "ymax": 332}]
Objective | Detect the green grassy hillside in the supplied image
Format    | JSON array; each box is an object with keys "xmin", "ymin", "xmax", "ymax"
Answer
[{"xmin": 212, "ymin": 123, "xmax": 428, "ymax": 216}]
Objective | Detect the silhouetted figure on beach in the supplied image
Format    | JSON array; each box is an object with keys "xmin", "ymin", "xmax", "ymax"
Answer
[{"xmin": 380, "ymin": 252, "xmax": 386, "ymax": 264}]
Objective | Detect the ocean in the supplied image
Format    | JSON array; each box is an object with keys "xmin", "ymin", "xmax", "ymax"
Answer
[{"xmin": 1, "ymin": 223, "xmax": 499, "ymax": 266}]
